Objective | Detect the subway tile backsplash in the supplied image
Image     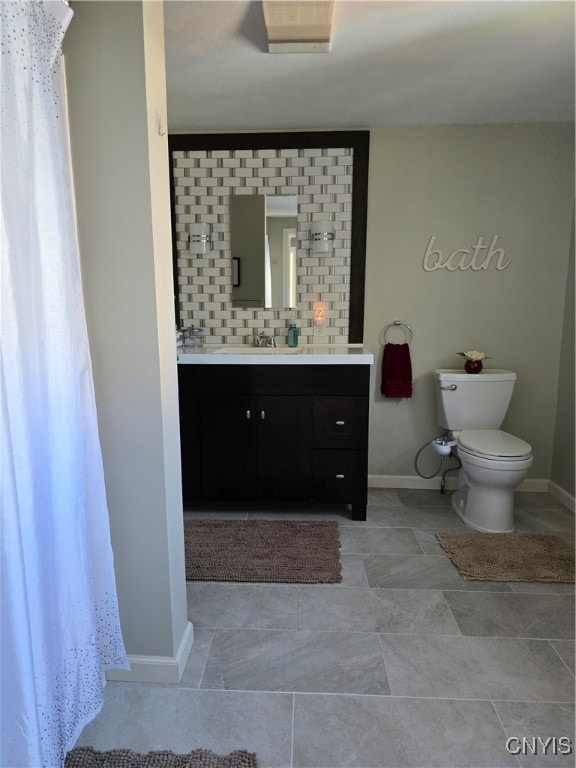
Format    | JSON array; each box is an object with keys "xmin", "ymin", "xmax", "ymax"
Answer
[{"xmin": 172, "ymin": 147, "xmax": 354, "ymax": 346}]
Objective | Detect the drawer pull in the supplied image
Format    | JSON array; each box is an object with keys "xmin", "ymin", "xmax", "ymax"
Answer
[
  {"xmin": 261, "ymin": 410, "xmax": 265, "ymax": 420},
  {"xmin": 335, "ymin": 420, "xmax": 345, "ymax": 426},
  {"xmin": 336, "ymin": 473, "xmax": 345, "ymax": 479},
  {"xmin": 246, "ymin": 410, "xmax": 251, "ymax": 419}
]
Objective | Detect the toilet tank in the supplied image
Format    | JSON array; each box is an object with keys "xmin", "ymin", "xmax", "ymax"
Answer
[{"xmin": 434, "ymin": 369, "xmax": 517, "ymax": 431}]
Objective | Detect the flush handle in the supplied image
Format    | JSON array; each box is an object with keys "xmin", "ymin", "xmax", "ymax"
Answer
[{"xmin": 440, "ymin": 384, "xmax": 457, "ymax": 391}]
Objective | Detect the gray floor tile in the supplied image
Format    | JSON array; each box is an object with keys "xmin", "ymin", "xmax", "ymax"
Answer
[
  {"xmin": 73, "ymin": 491, "xmax": 575, "ymax": 765},
  {"xmin": 293, "ymin": 694, "xmax": 518, "ymax": 767},
  {"xmin": 246, "ymin": 508, "xmax": 351, "ymax": 521},
  {"xmin": 186, "ymin": 582, "xmax": 298, "ymax": 629},
  {"xmin": 514, "ymin": 493, "xmax": 569, "ymax": 511},
  {"xmin": 514, "ymin": 507, "xmax": 575, "ymax": 535},
  {"xmin": 201, "ymin": 628, "xmax": 390, "ymax": 695},
  {"xmin": 297, "ymin": 586, "xmax": 461, "ymax": 635},
  {"xmin": 179, "ymin": 628, "xmax": 214, "ymax": 688},
  {"xmin": 413, "ymin": 527, "xmax": 446, "ymax": 554},
  {"xmin": 188, "ymin": 502, "xmax": 352, "ymax": 521},
  {"xmin": 444, "ymin": 592, "xmax": 575, "ymax": 639},
  {"xmin": 367, "ymin": 488, "xmax": 402, "ymax": 506},
  {"xmin": 364, "ymin": 554, "xmax": 512, "ymax": 591},
  {"xmin": 339, "ymin": 554, "xmax": 369, "ymax": 587},
  {"xmin": 339, "ymin": 526, "xmax": 423, "ymax": 554},
  {"xmin": 75, "ymin": 685, "xmax": 293, "ymax": 767},
  {"xmin": 396, "ymin": 488, "xmax": 454, "ymax": 507},
  {"xmin": 493, "ymin": 701, "xmax": 575, "ymax": 768},
  {"xmin": 509, "ymin": 581, "xmax": 575, "ymax": 594},
  {"xmin": 380, "ymin": 634, "xmax": 575, "ymax": 701},
  {"xmin": 550, "ymin": 640, "xmax": 576, "ymax": 675},
  {"xmin": 358, "ymin": 505, "xmax": 468, "ymax": 530}
]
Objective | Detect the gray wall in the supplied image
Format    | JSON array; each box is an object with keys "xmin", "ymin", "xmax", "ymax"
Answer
[
  {"xmin": 551, "ymin": 213, "xmax": 575, "ymax": 497},
  {"xmin": 364, "ymin": 125, "xmax": 574, "ymax": 487},
  {"xmin": 64, "ymin": 1, "xmax": 191, "ymax": 679}
]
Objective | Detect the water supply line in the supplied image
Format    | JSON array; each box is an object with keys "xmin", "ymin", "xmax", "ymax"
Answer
[{"xmin": 414, "ymin": 432, "xmax": 462, "ymax": 493}]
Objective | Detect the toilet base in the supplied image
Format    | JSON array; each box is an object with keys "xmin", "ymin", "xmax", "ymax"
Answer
[{"xmin": 451, "ymin": 490, "xmax": 516, "ymax": 534}]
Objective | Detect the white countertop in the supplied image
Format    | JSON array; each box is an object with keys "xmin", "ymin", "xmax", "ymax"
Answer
[{"xmin": 177, "ymin": 344, "xmax": 373, "ymax": 365}]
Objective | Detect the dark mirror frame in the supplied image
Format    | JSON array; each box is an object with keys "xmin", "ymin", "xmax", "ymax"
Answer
[{"xmin": 168, "ymin": 131, "xmax": 370, "ymax": 343}]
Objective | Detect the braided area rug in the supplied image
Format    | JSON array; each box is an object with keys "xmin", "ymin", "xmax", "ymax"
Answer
[
  {"xmin": 436, "ymin": 532, "xmax": 575, "ymax": 582},
  {"xmin": 184, "ymin": 519, "xmax": 342, "ymax": 583},
  {"xmin": 65, "ymin": 747, "xmax": 257, "ymax": 768}
]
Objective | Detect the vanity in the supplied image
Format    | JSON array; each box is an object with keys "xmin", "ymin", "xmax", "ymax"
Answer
[
  {"xmin": 170, "ymin": 131, "xmax": 372, "ymax": 520},
  {"xmin": 177, "ymin": 346, "xmax": 373, "ymax": 520}
]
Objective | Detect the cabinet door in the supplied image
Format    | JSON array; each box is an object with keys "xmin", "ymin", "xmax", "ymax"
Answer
[
  {"xmin": 179, "ymin": 394, "xmax": 202, "ymax": 503},
  {"xmin": 257, "ymin": 395, "xmax": 312, "ymax": 501},
  {"xmin": 200, "ymin": 394, "xmax": 257, "ymax": 500}
]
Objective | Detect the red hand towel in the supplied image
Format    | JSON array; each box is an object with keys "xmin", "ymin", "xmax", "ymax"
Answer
[{"xmin": 381, "ymin": 342, "xmax": 413, "ymax": 398}]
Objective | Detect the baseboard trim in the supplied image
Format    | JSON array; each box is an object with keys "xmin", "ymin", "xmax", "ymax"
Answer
[
  {"xmin": 368, "ymin": 475, "xmax": 550, "ymax": 493},
  {"xmin": 106, "ymin": 620, "xmax": 195, "ymax": 684},
  {"xmin": 549, "ymin": 481, "xmax": 576, "ymax": 514}
]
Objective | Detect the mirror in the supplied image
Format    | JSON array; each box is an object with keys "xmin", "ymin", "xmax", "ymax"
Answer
[
  {"xmin": 169, "ymin": 131, "xmax": 369, "ymax": 343},
  {"xmin": 230, "ymin": 195, "xmax": 298, "ymax": 309}
]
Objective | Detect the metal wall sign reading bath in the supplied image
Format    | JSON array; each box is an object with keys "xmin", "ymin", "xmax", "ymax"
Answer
[{"xmin": 423, "ymin": 235, "xmax": 511, "ymax": 272}]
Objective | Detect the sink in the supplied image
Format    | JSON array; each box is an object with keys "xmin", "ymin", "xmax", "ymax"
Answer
[{"xmin": 212, "ymin": 346, "xmax": 302, "ymax": 355}]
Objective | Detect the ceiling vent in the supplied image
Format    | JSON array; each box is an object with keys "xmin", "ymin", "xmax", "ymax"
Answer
[{"xmin": 262, "ymin": 1, "xmax": 335, "ymax": 53}]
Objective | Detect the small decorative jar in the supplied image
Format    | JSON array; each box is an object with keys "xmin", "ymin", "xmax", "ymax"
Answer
[
  {"xmin": 458, "ymin": 350, "xmax": 489, "ymax": 374},
  {"xmin": 186, "ymin": 327, "xmax": 205, "ymax": 348},
  {"xmin": 464, "ymin": 359, "xmax": 483, "ymax": 374}
]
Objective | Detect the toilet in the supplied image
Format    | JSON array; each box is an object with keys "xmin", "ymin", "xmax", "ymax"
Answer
[{"xmin": 434, "ymin": 369, "xmax": 533, "ymax": 533}]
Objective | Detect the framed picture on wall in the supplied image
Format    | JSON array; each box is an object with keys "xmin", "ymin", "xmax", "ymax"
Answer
[{"xmin": 232, "ymin": 257, "xmax": 240, "ymax": 287}]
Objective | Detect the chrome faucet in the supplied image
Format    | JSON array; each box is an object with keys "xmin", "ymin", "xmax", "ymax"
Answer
[{"xmin": 252, "ymin": 331, "xmax": 276, "ymax": 347}]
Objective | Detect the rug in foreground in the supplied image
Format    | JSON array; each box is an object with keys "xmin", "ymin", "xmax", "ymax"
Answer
[
  {"xmin": 184, "ymin": 519, "xmax": 341, "ymax": 583},
  {"xmin": 65, "ymin": 747, "xmax": 257, "ymax": 768},
  {"xmin": 436, "ymin": 532, "xmax": 575, "ymax": 582}
]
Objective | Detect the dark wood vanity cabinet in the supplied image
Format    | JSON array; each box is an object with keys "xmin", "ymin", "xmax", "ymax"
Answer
[
  {"xmin": 177, "ymin": 364, "xmax": 370, "ymax": 520},
  {"xmin": 200, "ymin": 394, "xmax": 312, "ymax": 502}
]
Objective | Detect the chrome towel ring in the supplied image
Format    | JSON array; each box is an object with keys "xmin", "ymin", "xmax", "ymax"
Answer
[{"xmin": 380, "ymin": 320, "xmax": 413, "ymax": 345}]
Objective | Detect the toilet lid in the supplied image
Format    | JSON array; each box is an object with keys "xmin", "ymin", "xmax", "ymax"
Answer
[{"xmin": 459, "ymin": 429, "xmax": 532, "ymax": 459}]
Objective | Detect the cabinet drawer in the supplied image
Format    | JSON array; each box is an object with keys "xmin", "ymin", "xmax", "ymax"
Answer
[
  {"xmin": 313, "ymin": 450, "xmax": 367, "ymax": 503},
  {"xmin": 313, "ymin": 396, "xmax": 368, "ymax": 449}
]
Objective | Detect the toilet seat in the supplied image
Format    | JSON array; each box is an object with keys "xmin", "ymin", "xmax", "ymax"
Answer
[{"xmin": 458, "ymin": 429, "xmax": 532, "ymax": 462}]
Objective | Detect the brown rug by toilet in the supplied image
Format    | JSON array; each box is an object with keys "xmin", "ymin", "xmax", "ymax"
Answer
[
  {"xmin": 66, "ymin": 747, "xmax": 257, "ymax": 768},
  {"xmin": 436, "ymin": 532, "xmax": 575, "ymax": 582},
  {"xmin": 184, "ymin": 519, "xmax": 341, "ymax": 583}
]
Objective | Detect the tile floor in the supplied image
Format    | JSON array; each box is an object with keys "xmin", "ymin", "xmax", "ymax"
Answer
[{"xmin": 76, "ymin": 490, "xmax": 575, "ymax": 768}]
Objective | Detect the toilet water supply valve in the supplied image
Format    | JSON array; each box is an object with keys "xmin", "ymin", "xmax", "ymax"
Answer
[
  {"xmin": 414, "ymin": 433, "xmax": 461, "ymax": 492},
  {"xmin": 432, "ymin": 436, "xmax": 457, "ymax": 456}
]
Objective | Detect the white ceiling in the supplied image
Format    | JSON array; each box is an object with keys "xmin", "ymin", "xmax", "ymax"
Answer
[{"xmin": 164, "ymin": 1, "xmax": 575, "ymax": 132}]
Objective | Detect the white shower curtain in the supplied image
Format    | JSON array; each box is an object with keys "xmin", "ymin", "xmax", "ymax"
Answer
[{"xmin": 1, "ymin": 3, "xmax": 128, "ymax": 766}]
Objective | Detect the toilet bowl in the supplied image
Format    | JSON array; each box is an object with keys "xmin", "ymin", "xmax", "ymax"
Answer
[{"xmin": 452, "ymin": 429, "xmax": 533, "ymax": 532}]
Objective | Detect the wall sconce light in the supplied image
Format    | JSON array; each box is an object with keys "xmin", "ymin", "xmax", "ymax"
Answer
[
  {"xmin": 311, "ymin": 220, "xmax": 334, "ymax": 254},
  {"xmin": 188, "ymin": 223, "xmax": 212, "ymax": 255}
]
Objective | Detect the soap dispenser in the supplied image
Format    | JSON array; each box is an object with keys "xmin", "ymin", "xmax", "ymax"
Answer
[{"xmin": 287, "ymin": 323, "xmax": 299, "ymax": 348}]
